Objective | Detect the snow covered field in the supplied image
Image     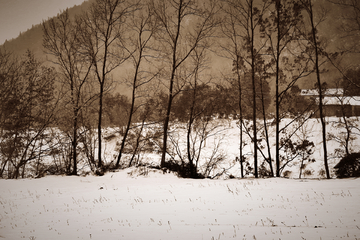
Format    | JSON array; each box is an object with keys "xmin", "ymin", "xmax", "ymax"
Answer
[
  {"xmin": 1, "ymin": 168, "xmax": 359, "ymax": 240},
  {"xmin": 1, "ymin": 117, "xmax": 360, "ymax": 239}
]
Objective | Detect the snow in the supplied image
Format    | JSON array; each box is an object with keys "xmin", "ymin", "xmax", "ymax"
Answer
[
  {"xmin": 301, "ymin": 88, "xmax": 344, "ymax": 96},
  {"xmin": 322, "ymin": 96, "xmax": 360, "ymax": 106},
  {"xmin": 1, "ymin": 168, "xmax": 360, "ymax": 240},
  {"xmin": 95, "ymin": 117, "xmax": 357, "ymax": 179},
  {"xmin": 1, "ymin": 117, "xmax": 360, "ymax": 239}
]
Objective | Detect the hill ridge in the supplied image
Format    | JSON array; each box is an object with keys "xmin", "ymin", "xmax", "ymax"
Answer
[{"xmin": 0, "ymin": 0, "xmax": 93, "ymax": 59}]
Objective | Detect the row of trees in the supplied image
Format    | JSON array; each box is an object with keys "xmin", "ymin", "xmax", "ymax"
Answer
[
  {"xmin": 218, "ymin": 0, "xmax": 360, "ymax": 178},
  {"xmin": 1, "ymin": 0, "xmax": 360, "ymax": 179}
]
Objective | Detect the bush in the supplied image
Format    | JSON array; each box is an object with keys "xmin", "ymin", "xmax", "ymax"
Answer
[
  {"xmin": 303, "ymin": 169, "xmax": 313, "ymax": 177},
  {"xmin": 318, "ymin": 169, "xmax": 326, "ymax": 178},
  {"xmin": 259, "ymin": 161, "xmax": 273, "ymax": 177},
  {"xmin": 283, "ymin": 170, "xmax": 292, "ymax": 178},
  {"xmin": 334, "ymin": 153, "xmax": 360, "ymax": 178},
  {"xmin": 161, "ymin": 160, "xmax": 205, "ymax": 179}
]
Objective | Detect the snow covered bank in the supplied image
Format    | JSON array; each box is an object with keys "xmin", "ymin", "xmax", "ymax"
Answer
[
  {"xmin": 1, "ymin": 117, "xmax": 359, "ymax": 179},
  {"xmin": 1, "ymin": 169, "xmax": 359, "ymax": 239}
]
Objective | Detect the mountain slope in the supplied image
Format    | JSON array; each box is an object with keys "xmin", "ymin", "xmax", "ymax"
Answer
[{"xmin": 0, "ymin": 0, "xmax": 93, "ymax": 59}]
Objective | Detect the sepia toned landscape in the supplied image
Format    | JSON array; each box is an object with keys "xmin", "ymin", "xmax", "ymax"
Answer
[{"xmin": 1, "ymin": 0, "xmax": 360, "ymax": 239}]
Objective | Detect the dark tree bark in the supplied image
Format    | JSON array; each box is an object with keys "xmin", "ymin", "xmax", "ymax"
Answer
[{"xmin": 301, "ymin": 0, "xmax": 330, "ymax": 178}]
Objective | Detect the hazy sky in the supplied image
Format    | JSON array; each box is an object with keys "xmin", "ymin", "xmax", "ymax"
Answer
[{"xmin": 0, "ymin": 0, "xmax": 86, "ymax": 45}]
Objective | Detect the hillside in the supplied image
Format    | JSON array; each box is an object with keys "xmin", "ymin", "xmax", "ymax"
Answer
[
  {"xmin": 1, "ymin": 0, "xmax": 357, "ymax": 92},
  {"xmin": 0, "ymin": 0, "xmax": 93, "ymax": 59}
]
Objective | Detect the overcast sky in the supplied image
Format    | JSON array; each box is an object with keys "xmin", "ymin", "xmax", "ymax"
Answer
[{"xmin": 0, "ymin": 0, "xmax": 86, "ymax": 45}]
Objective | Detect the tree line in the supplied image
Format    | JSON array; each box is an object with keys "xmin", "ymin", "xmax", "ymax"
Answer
[{"xmin": 1, "ymin": 0, "xmax": 360, "ymax": 179}]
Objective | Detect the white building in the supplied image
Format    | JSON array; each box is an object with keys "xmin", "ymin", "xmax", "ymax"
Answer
[
  {"xmin": 300, "ymin": 88, "xmax": 344, "ymax": 97},
  {"xmin": 301, "ymin": 88, "xmax": 360, "ymax": 116}
]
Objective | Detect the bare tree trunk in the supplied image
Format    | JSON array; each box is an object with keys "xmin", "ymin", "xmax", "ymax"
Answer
[
  {"xmin": 186, "ymin": 101, "xmax": 196, "ymax": 175},
  {"xmin": 275, "ymin": 0, "xmax": 281, "ymax": 177},
  {"xmin": 260, "ymin": 77, "xmax": 274, "ymax": 177},
  {"xmin": 186, "ymin": 61, "xmax": 200, "ymax": 177},
  {"xmin": 236, "ymin": 65, "xmax": 244, "ymax": 178},
  {"xmin": 249, "ymin": 0, "xmax": 258, "ymax": 178},
  {"xmin": 307, "ymin": 0, "xmax": 330, "ymax": 179},
  {"xmin": 72, "ymin": 111, "xmax": 78, "ymax": 175},
  {"xmin": 161, "ymin": 77, "xmax": 175, "ymax": 167},
  {"xmin": 159, "ymin": 0, "xmax": 185, "ymax": 168},
  {"xmin": 235, "ymin": 55, "xmax": 244, "ymax": 178},
  {"xmin": 97, "ymin": 84, "xmax": 104, "ymax": 169},
  {"xmin": 343, "ymin": 113, "xmax": 351, "ymax": 156},
  {"xmin": 116, "ymin": 83, "xmax": 136, "ymax": 167}
]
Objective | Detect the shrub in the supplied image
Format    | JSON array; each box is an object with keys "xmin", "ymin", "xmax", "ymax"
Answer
[
  {"xmin": 334, "ymin": 153, "xmax": 360, "ymax": 178},
  {"xmin": 283, "ymin": 170, "xmax": 292, "ymax": 178},
  {"xmin": 303, "ymin": 169, "xmax": 313, "ymax": 177},
  {"xmin": 161, "ymin": 160, "xmax": 205, "ymax": 179},
  {"xmin": 259, "ymin": 161, "xmax": 272, "ymax": 177},
  {"xmin": 318, "ymin": 169, "xmax": 326, "ymax": 178}
]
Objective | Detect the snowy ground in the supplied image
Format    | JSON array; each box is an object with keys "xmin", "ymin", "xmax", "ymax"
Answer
[
  {"xmin": 1, "ymin": 117, "xmax": 360, "ymax": 239},
  {"xmin": 100, "ymin": 117, "xmax": 360, "ymax": 178},
  {"xmin": 1, "ymin": 168, "xmax": 359, "ymax": 240}
]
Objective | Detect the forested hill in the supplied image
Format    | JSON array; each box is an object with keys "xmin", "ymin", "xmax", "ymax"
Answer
[
  {"xmin": 0, "ymin": 0, "xmax": 93, "ymax": 59},
  {"xmin": 0, "ymin": 0, "xmax": 358, "ymax": 91}
]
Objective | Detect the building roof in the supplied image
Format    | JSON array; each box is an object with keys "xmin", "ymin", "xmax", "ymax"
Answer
[
  {"xmin": 301, "ymin": 88, "xmax": 344, "ymax": 96},
  {"xmin": 316, "ymin": 96, "xmax": 360, "ymax": 106}
]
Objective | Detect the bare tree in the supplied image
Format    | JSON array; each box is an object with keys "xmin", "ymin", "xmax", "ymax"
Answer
[
  {"xmin": 257, "ymin": 68, "xmax": 274, "ymax": 177},
  {"xmin": 77, "ymin": 0, "xmax": 138, "ymax": 171},
  {"xmin": 299, "ymin": 0, "xmax": 331, "ymax": 178},
  {"xmin": 168, "ymin": 103, "xmax": 230, "ymax": 178},
  {"xmin": 115, "ymin": 1, "xmax": 159, "ymax": 168},
  {"xmin": 222, "ymin": 0, "xmax": 271, "ymax": 178},
  {"xmin": 42, "ymin": 10, "xmax": 94, "ymax": 175},
  {"xmin": 219, "ymin": 2, "xmax": 247, "ymax": 177},
  {"xmin": 150, "ymin": 0, "xmax": 220, "ymax": 168},
  {"xmin": 175, "ymin": 45, "xmax": 219, "ymax": 177},
  {"xmin": 262, "ymin": 0, "xmax": 310, "ymax": 177}
]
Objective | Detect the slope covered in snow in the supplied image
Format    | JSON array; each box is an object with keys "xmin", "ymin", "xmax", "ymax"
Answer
[
  {"xmin": 1, "ymin": 117, "xmax": 360, "ymax": 239},
  {"xmin": 98, "ymin": 117, "xmax": 360, "ymax": 179}
]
